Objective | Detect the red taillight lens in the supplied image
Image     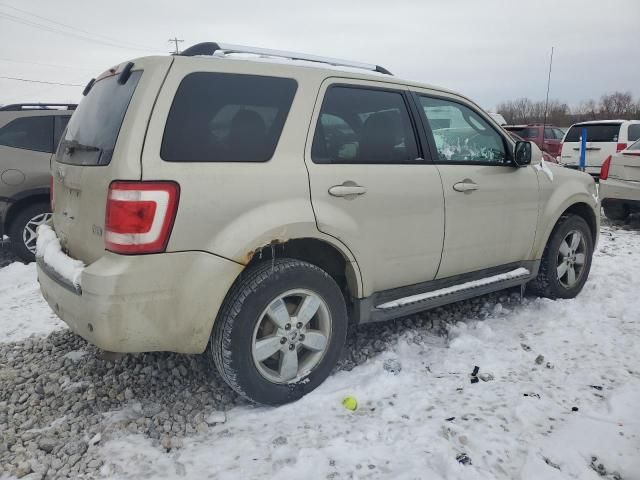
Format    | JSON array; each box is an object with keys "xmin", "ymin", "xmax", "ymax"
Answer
[
  {"xmin": 616, "ymin": 143, "xmax": 627, "ymax": 152},
  {"xmin": 105, "ymin": 181, "xmax": 180, "ymax": 254},
  {"xmin": 50, "ymin": 175, "xmax": 54, "ymax": 211},
  {"xmin": 600, "ymin": 155, "xmax": 612, "ymax": 180}
]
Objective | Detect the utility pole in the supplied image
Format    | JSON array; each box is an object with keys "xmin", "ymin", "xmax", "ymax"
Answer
[
  {"xmin": 542, "ymin": 46, "xmax": 554, "ymax": 128},
  {"xmin": 168, "ymin": 37, "xmax": 184, "ymax": 55}
]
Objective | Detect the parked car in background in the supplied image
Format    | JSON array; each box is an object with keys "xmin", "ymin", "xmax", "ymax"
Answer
[
  {"xmin": 559, "ymin": 120, "xmax": 640, "ymax": 177},
  {"xmin": 507, "ymin": 131, "xmax": 557, "ymax": 163},
  {"xmin": 599, "ymin": 139, "xmax": 640, "ymax": 220},
  {"xmin": 0, "ymin": 103, "xmax": 76, "ymax": 261},
  {"xmin": 504, "ymin": 123, "xmax": 565, "ymax": 157},
  {"xmin": 37, "ymin": 42, "xmax": 599, "ymax": 405}
]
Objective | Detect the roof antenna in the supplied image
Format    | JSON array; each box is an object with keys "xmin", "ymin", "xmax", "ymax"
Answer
[{"xmin": 542, "ymin": 46, "xmax": 554, "ymax": 128}]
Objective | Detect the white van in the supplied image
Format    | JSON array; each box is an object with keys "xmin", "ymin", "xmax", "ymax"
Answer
[{"xmin": 559, "ymin": 120, "xmax": 640, "ymax": 176}]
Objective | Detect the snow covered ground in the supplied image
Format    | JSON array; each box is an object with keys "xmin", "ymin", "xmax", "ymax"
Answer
[{"xmin": 0, "ymin": 221, "xmax": 639, "ymax": 479}]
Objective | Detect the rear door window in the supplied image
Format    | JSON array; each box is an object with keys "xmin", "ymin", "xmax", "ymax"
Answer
[
  {"xmin": 311, "ymin": 86, "xmax": 420, "ymax": 164},
  {"xmin": 627, "ymin": 124, "xmax": 640, "ymax": 142},
  {"xmin": 161, "ymin": 73, "xmax": 297, "ymax": 162},
  {"xmin": 564, "ymin": 123, "xmax": 622, "ymax": 142},
  {"xmin": 58, "ymin": 71, "xmax": 142, "ymax": 166},
  {"xmin": 0, "ymin": 116, "xmax": 53, "ymax": 152}
]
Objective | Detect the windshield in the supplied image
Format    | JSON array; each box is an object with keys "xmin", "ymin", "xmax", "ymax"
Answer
[{"xmin": 57, "ymin": 70, "xmax": 142, "ymax": 165}]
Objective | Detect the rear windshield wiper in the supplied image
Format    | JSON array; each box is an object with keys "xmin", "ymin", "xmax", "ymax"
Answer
[{"xmin": 62, "ymin": 140, "xmax": 101, "ymax": 156}]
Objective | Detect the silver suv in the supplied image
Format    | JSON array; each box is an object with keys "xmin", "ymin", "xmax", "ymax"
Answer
[
  {"xmin": 37, "ymin": 43, "xmax": 600, "ymax": 405},
  {"xmin": 0, "ymin": 103, "xmax": 75, "ymax": 261}
]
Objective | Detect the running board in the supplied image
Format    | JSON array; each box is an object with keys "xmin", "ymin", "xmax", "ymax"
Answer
[
  {"xmin": 377, "ymin": 268, "xmax": 530, "ymax": 309},
  {"xmin": 351, "ymin": 262, "xmax": 538, "ymax": 324}
]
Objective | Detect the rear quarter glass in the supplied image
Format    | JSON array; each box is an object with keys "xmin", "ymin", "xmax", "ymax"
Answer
[
  {"xmin": 160, "ymin": 72, "xmax": 297, "ymax": 163},
  {"xmin": 57, "ymin": 71, "xmax": 142, "ymax": 166}
]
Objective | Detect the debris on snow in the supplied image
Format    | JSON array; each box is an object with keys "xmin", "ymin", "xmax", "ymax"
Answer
[
  {"xmin": 383, "ymin": 358, "xmax": 402, "ymax": 375},
  {"xmin": 535, "ymin": 354, "xmax": 545, "ymax": 365},
  {"xmin": 456, "ymin": 452, "xmax": 472, "ymax": 465}
]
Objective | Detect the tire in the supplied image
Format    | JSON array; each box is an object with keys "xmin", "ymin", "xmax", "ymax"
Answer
[
  {"xmin": 528, "ymin": 215, "xmax": 594, "ymax": 299},
  {"xmin": 210, "ymin": 258, "xmax": 348, "ymax": 405},
  {"xmin": 603, "ymin": 202, "xmax": 629, "ymax": 221},
  {"xmin": 8, "ymin": 202, "xmax": 52, "ymax": 263}
]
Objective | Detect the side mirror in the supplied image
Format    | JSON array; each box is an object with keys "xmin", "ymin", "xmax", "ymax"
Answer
[{"xmin": 513, "ymin": 141, "xmax": 532, "ymax": 167}]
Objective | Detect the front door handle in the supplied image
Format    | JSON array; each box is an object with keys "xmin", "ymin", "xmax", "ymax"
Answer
[
  {"xmin": 328, "ymin": 182, "xmax": 367, "ymax": 199},
  {"xmin": 453, "ymin": 180, "xmax": 479, "ymax": 192}
]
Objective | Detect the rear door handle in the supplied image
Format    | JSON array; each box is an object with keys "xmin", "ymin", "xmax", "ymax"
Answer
[
  {"xmin": 328, "ymin": 182, "xmax": 367, "ymax": 198},
  {"xmin": 453, "ymin": 180, "xmax": 479, "ymax": 192}
]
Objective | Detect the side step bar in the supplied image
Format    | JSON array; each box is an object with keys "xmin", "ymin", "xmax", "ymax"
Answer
[
  {"xmin": 377, "ymin": 268, "xmax": 530, "ymax": 309},
  {"xmin": 352, "ymin": 263, "xmax": 538, "ymax": 324}
]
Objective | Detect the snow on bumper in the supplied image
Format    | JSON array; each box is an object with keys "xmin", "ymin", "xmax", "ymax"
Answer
[
  {"xmin": 36, "ymin": 238, "xmax": 243, "ymax": 353},
  {"xmin": 36, "ymin": 224, "xmax": 85, "ymax": 290}
]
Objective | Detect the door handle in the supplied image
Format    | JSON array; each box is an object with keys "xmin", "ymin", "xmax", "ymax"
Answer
[
  {"xmin": 328, "ymin": 182, "xmax": 367, "ymax": 198},
  {"xmin": 453, "ymin": 181, "xmax": 479, "ymax": 192}
]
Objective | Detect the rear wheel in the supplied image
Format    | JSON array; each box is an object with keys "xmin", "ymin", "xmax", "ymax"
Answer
[
  {"xmin": 603, "ymin": 202, "xmax": 630, "ymax": 221},
  {"xmin": 8, "ymin": 202, "xmax": 51, "ymax": 263},
  {"xmin": 210, "ymin": 258, "xmax": 347, "ymax": 405},
  {"xmin": 528, "ymin": 215, "xmax": 593, "ymax": 299}
]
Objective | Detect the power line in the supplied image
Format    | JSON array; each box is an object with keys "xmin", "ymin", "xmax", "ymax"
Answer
[
  {"xmin": 0, "ymin": 10, "xmax": 160, "ymax": 53},
  {"xmin": 0, "ymin": 2, "xmax": 159, "ymax": 52},
  {"xmin": 542, "ymin": 46, "xmax": 554, "ymax": 128},
  {"xmin": 0, "ymin": 57, "xmax": 99, "ymax": 71},
  {"xmin": 0, "ymin": 76, "xmax": 83, "ymax": 87},
  {"xmin": 168, "ymin": 37, "xmax": 184, "ymax": 55}
]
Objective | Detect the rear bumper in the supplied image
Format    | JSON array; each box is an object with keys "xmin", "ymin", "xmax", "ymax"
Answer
[
  {"xmin": 37, "ymin": 249, "xmax": 243, "ymax": 353},
  {"xmin": 600, "ymin": 178, "xmax": 640, "ymax": 203}
]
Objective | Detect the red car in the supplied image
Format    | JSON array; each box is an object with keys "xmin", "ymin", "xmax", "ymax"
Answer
[
  {"xmin": 507, "ymin": 131, "xmax": 558, "ymax": 163},
  {"xmin": 505, "ymin": 124, "xmax": 565, "ymax": 157}
]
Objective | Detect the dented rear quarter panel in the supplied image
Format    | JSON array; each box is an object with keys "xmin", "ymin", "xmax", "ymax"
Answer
[{"xmin": 140, "ymin": 56, "xmax": 364, "ymax": 295}]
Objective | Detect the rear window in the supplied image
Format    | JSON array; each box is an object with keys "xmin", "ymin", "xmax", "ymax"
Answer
[
  {"xmin": 57, "ymin": 71, "xmax": 142, "ymax": 166},
  {"xmin": 564, "ymin": 123, "xmax": 621, "ymax": 143},
  {"xmin": 161, "ymin": 73, "xmax": 297, "ymax": 162},
  {"xmin": 505, "ymin": 126, "xmax": 538, "ymax": 139},
  {"xmin": 0, "ymin": 116, "xmax": 53, "ymax": 152},
  {"xmin": 627, "ymin": 124, "xmax": 640, "ymax": 142}
]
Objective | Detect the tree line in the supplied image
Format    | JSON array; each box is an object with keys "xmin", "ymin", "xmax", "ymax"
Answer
[{"xmin": 496, "ymin": 91, "xmax": 640, "ymax": 127}]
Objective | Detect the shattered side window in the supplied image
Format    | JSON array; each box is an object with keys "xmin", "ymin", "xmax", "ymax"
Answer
[{"xmin": 419, "ymin": 96, "xmax": 507, "ymax": 164}]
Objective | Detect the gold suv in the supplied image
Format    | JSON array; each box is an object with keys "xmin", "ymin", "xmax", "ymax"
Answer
[{"xmin": 37, "ymin": 43, "xmax": 600, "ymax": 405}]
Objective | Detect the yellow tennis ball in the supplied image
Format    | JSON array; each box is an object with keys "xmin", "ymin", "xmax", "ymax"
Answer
[{"xmin": 342, "ymin": 396, "xmax": 358, "ymax": 411}]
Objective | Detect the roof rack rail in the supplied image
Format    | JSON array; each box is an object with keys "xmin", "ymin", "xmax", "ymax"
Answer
[
  {"xmin": 0, "ymin": 103, "xmax": 77, "ymax": 111},
  {"xmin": 179, "ymin": 42, "xmax": 393, "ymax": 76}
]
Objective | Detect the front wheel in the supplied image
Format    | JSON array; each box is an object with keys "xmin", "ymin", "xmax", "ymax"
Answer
[
  {"xmin": 210, "ymin": 258, "xmax": 347, "ymax": 405},
  {"xmin": 528, "ymin": 215, "xmax": 594, "ymax": 299}
]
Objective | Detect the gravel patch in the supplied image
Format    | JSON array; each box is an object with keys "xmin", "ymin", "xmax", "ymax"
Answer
[{"xmin": 0, "ymin": 283, "xmax": 520, "ymax": 478}]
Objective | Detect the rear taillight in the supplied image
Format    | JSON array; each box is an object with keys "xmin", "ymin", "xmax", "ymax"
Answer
[
  {"xmin": 50, "ymin": 175, "xmax": 54, "ymax": 211},
  {"xmin": 105, "ymin": 181, "xmax": 180, "ymax": 254},
  {"xmin": 600, "ymin": 155, "xmax": 612, "ymax": 180},
  {"xmin": 616, "ymin": 143, "xmax": 627, "ymax": 152}
]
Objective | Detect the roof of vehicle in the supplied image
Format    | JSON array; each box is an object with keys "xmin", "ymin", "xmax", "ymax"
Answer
[
  {"xmin": 168, "ymin": 42, "xmax": 466, "ymax": 103},
  {"xmin": 0, "ymin": 103, "xmax": 77, "ymax": 112},
  {"xmin": 570, "ymin": 119, "xmax": 640, "ymax": 126}
]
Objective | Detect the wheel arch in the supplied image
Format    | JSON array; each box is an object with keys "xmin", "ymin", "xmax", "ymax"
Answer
[
  {"xmin": 4, "ymin": 192, "xmax": 50, "ymax": 234},
  {"xmin": 244, "ymin": 237, "xmax": 363, "ymax": 300},
  {"xmin": 534, "ymin": 197, "xmax": 599, "ymax": 259}
]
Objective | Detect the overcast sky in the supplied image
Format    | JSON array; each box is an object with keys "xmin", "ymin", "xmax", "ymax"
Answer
[{"xmin": 1, "ymin": 0, "xmax": 638, "ymax": 111}]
